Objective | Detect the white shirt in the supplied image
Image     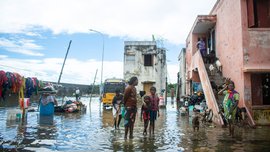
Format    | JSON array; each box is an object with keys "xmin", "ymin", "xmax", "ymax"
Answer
[{"xmin": 75, "ymin": 89, "xmax": 80, "ymax": 95}]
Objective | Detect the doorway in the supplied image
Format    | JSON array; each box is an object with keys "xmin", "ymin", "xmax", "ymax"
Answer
[
  {"xmin": 143, "ymin": 82, "xmax": 154, "ymax": 95},
  {"xmin": 251, "ymin": 73, "xmax": 270, "ymax": 105}
]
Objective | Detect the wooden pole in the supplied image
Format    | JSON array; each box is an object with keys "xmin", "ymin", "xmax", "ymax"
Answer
[{"xmin": 58, "ymin": 40, "xmax": 72, "ymax": 84}]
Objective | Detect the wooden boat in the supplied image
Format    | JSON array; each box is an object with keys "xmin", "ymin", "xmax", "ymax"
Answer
[{"xmin": 54, "ymin": 101, "xmax": 86, "ymax": 113}]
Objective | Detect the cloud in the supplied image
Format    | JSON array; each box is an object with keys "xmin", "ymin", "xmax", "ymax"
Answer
[
  {"xmin": 0, "ymin": 38, "xmax": 44, "ymax": 56},
  {"xmin": 0, "ymin": 56, "xmax": 179, "ymax": 84},
  {"xmin": 0, "ymin": 0, "xmax": 216, "ymax": 84},
  {"xmin": 0, "ymin": 0, "xmax": 217, "ymax": 44},
  {"xmin": 0, "ymin": 56, "xmax": 123, "ymax": 84},
  {"xmin": 167, "ymin": 64, "xmax": 179, "ymax": 84},
  {"xmin": 0, "ymin": 55, "xmax": 8, "ymax": 59}
]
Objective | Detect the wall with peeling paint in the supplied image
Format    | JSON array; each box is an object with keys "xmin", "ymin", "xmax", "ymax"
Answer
[
  {"xmin": 211, "ymin": 0, "xmax": 245, "ymax": 106},
  {"xmin": 123, "ymin": 41, "xmax": 167, "ymax": 96},
  {"xmin": 212, "ymin": 0, "xmax": 270, "ymax": 125},
  {"xmin": 185, "ymin": 0, "xmax": 270, "ymax": 125}
]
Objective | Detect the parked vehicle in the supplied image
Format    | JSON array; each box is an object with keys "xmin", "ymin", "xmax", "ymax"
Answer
[{"xmin": 101, "ymin": 78, "xmax": 126, "ymax": 108}]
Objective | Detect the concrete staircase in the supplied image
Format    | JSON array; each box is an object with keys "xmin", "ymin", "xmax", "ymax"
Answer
[
  {"xmin": 192, "ymin": 51, "xmax": 224, "ymax": 126},
  {"xmin": 205, "ymin": 63, "xmax": 225, "ymax": 105},
  {"xmin": 192, "ymin": 51, "xmax": 256, "ymax": 126}
]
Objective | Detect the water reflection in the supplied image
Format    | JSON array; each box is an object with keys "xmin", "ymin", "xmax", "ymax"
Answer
[
  {"xmin": 0, "ymin": 97, "xmax": 270, "ymax": 151},
  {"xmin": 102, "ymin": 108, "xmax": 114, "ymax": 128},
  {"xmin": 39, "ymin": 115, "xmax": 54, "ymax": 126}
]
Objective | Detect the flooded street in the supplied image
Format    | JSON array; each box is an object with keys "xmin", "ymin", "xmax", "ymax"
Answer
[{"xmin": 1, "ymin": 97, "xmax": 270, "ymax": 152}]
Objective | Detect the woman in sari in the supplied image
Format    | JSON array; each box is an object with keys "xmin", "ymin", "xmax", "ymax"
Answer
[{"xmin": 218, "ymin": 80, "xmax": 239, "ymax": 137}]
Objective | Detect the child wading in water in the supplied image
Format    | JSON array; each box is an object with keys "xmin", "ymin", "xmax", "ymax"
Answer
[
  {"xmin": 140, "ymin": 96, "xmax": 151, "ymax": 135},
  {"xmin": 112, "ymin": 89, "xmax": 123, "ymax": 129},
  {"xmin": 149, "ymin": 86, "xmax": 160, "ymax": 136}
]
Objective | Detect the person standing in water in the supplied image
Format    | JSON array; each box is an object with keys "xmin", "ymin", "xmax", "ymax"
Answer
[
  {"xmin": 75, "ymin": 87, "xmax": 80, "ymax": 101},
  {"xmin": 149, "ymin": 86, "xmax": 159, "ymax": 136},
  {"xmin": 123, "ymin": 76, "xmax": 138, "ymax": 139},
  {"xmin": 141, "ymin": 96, "xmax": 151, "ymax": 135},
  {"xmin": 112, "ymin": 89, "xmax": 123, "ymax": 129},
  {"xmin": 170, "ymin": 87, "xmax": 175, "ymax": 107},
  {"xmin": 218, "ymin": 81, "xmax": 239, "ymax": 137}
]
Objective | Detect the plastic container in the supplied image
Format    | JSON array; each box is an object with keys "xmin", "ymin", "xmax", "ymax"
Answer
[
  {"xmin": 40, "ymin": 102, "xmax": 54, "ymax": 116},
  {"xmin": 7, "ymin": 109, "xmax": 22, "ymax": 121}
]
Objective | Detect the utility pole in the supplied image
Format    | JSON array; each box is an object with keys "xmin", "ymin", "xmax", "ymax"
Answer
[
  {"xmin": 89, "ymin": 69, "xmax": 98, "ymax": 106},
  {"xmin": 89, "ymin": 29, "xmax": 105, "ymax": 99},
  {"xmin": 58, "ymin": 40, "xmax": 72, "ymax": 84}
]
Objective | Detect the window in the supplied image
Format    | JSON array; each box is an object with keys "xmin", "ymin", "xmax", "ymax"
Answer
[
  {"xmin": 247, "ymin": 0, "xmax": 270, "ymax": 28},
  {"xmin": 144, "ymin": 54, "xmax": 153, "ymax": 66}
]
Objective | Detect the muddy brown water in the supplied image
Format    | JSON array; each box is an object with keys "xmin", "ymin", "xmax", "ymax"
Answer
[{"xmin": 1, "ymin": 97, "xmax": 270, "ymax": 151}]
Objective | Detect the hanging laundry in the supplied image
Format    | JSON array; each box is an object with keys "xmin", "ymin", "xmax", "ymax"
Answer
[
  {"xmin": 13, "ymin": 72, "xmax": 23, "ymax": 93},
  {"xmin": 25, "ymin": 77, "xmax": 34, "ymax": 98},
  {"xmin": 18, "ymin": 77, "xmax": 25, "ymax": 100},
  {"xmin": 32, "ymin": 77, "xmax": 38, "ymax": 95},
  {"xmin": 0, "ymin": 70, "xmax": 8, "ymax": 100},
  {"xmin": 6, "ymin": 72, "xmax": 16, "ymax": 91}
]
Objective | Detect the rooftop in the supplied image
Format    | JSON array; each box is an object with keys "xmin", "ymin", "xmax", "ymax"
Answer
[{"xmin": 124, "ymin": 41, "xmax": 157, "ymax": 46}]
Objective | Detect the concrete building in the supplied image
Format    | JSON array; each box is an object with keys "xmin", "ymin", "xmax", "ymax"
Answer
[
  {"xmin": 124, "ymin": 41, "xmax": 167, "ymax": 96},
  {"xmin": 185, "ymin": 0, "xmax": 270, "ymax": 125},
  {"xmin": 177, "ymin": 48, "xmax": 186, "ymax": 98}
]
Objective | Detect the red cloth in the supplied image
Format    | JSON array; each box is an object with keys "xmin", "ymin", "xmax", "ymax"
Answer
[
  {"xmin": 13, "ymin": 72, "xmax": 22, "ymax": 93},
  {"xmin": 150, "ymin": 95, "xmax": 159, "ymax": 111},
  {"xmin": 0, "ymin": 70, "xmax": 8, "ymax": 97},
  {"xmin": 142, "ymin": 105, "xmax": 150, "ymax": 120}
]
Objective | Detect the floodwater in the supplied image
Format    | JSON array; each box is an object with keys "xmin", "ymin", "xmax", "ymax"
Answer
[{"xmin": 1, "ymin": 97, "xmax": 270, "ymax": 152}]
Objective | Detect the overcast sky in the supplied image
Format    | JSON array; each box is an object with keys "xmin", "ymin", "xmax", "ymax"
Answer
[{"xmin": 0, "ymin": 0, "xmax": 217, "ymax": 84}]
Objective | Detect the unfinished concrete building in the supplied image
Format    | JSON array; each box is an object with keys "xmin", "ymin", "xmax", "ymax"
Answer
[{"xmin": 124, "ymin": 41, "xmax": 167, "ymax": 96}]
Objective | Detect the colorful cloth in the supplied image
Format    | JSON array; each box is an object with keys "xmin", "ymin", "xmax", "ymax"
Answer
[
  {"xmin": 121, "ymin": 106, "xmax": 125, "ymax": 117},
  {"xmin": 223, "ymin": 90, "xmax": 239, "ymax": 122},
  {"xmin": 0, "ymin": 70, "xmax": 8, "ymax": 98},
  {"xmin": 150, "ymin": 94, "xmax": 159, "ymax": 111},
  {"xmin": 124, "ymin": 107, "xmax": 137, "ymax": 127}
]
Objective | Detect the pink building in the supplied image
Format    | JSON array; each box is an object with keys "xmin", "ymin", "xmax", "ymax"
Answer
[{"xmin": 185, "ymin": 0, "xmax": 270, "ymax": 125}]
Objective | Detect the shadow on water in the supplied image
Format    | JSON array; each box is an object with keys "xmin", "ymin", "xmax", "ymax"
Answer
[{"xmin": 1, "ymin": 97, "xmax": 270, "ymax": 151}]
